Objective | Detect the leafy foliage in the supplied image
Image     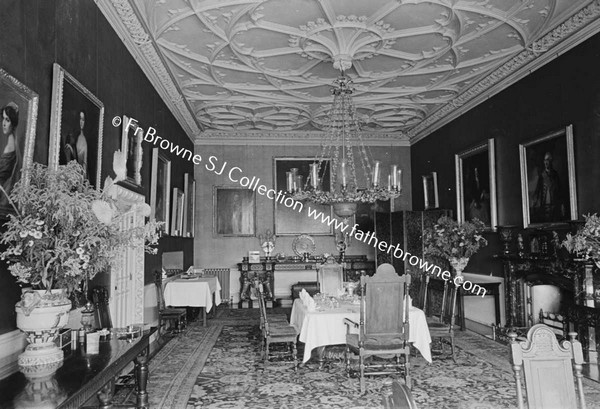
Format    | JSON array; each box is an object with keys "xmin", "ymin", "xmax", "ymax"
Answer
[
  {"xmin": 424, "ymin": 216, "xmax": 488, "ymax": 260},
  {"xmin": 1, "ymin": 159, "xmax": 161, "ymax": 295},
  {"xmin": 563, "ymin": 213, "xmax": 600, "ymax": 264}
]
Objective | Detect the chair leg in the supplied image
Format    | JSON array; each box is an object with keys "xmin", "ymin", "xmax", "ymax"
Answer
[
  {"xmin": 450, "ymin": 334, "xmax": 457, "ymax": 363},
  {"xmin": 405, "ymin": 353, "xmax": 411, "ymax": 389},
  {"xmin": 265, "ymin": 340, "xmax": 270, "ymax": 364},
  {"xmin": 345, "ymin": 346, "xmax": 351, "ymax": 377},
  {"xmin": 292, "ymin": 340, "xmax": 298, "ymax": 371},
  {"xmin": 359, "ymin": 353, "xmax": 366, "ymax": 395}
]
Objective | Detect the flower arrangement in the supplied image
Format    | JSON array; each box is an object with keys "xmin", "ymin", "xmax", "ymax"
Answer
[
  {"xmin": 562, "ymin": 213, "xmax": 600, "ymax": 266},
  {"xmin": 0, "ymin": 152, "xmax": 161, "ymax": 296},
  {"xmin": 424, "ymin": 216, "xmax": 488, "ymax": 260}
]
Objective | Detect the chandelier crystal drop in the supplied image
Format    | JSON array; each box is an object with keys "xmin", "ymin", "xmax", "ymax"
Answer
[{"xmin": 287, "ymin": 74, "xmax": 402, "ymax": 218}]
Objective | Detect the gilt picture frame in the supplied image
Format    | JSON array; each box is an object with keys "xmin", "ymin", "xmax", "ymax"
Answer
[
  {"xmin": 213, "ymin": 186, "xmax": 256, "ymax": 237},
  {"xmin": 273, "ymin": 157, "xmax": 332, "ymax": 235},
  {"xmin": 150, "ymin": 148, "xmax": 171, "ymax": 235},
  {"xmin": 49, "ymin": 63, "xmax": 104, "ymax": 189},
  {"xmin": 519, "ymin": 124, "xmax": 577, "ymax": 228},
  {"xmin": 0, "ymin": 68, "xmax": 38, "ymax": 218},
  {"xmin": 455, "ymin": 138, "xmax": 498, "ymax": 230},
  {"xmin": 422, "ymin": 172, "xmax": 439, "ymax": 210}
]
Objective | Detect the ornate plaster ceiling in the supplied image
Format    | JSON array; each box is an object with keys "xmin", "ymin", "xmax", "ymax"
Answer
[{"xmin": 98, "ymin": 0, "xmax": 600, "ymax": 144}]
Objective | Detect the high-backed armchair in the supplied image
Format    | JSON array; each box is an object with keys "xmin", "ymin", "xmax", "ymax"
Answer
[
  {"xmin": 344, "ymin": 264, "xmax": 412, "ymax": 394},
  {"xmin": 427, "ymin": 280, "xmax": 458, "ymax": 362},
  {"xmin": 154, "ymin": 271, "xmax": 187, "ymax": 336},
  {"xmin": 509, "ymin": 324, "xmax": 586, "ymax": 409}
]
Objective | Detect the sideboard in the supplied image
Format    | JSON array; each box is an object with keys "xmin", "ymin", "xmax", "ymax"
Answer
[{"xmin": 237, "ymin": 255, "xmax": 375, "ymax": 307}]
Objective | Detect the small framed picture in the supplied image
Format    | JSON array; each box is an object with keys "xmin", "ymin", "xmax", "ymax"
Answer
[
  {"xmin": 422, "ymin": 172, "xmax": 439, "ymax": 210},
  {"xmin": 455, "ymin": 138, "xmax": 498, "ymax": 230},
  {"xmin": 519, "ymin": 124, "xmax": 577, "ymax": 228},
  {"xmin": 150, "ymin": 148, "xmax": 171, "ymax": 235}
]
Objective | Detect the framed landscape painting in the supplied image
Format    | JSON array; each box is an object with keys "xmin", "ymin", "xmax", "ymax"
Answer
[
  {"xmin": 213, "ymin": 186, "xmax": 255, "ymax": 237},
  {"xmin": 0, "ymin": 68, "xmax": 38, "ymax": 218},
  {"xmin": 171, "ymin": 187, "xmax": 184, "ymax": 237},
  {"xmin": 519, "ymin": 125, "xmax": 577, "ymax": 228},
  {"xmin": 273, "ymin": 157, "xmax": 332, "ymax": 235},
  {"xmin": 49, "ymin": 63, "xmax": 104, "ymax": 189},
  {"xmin": 455, "ymin": 138, "xmax": 497, "ymax": 230},
  {"xmin": 150, "ymin": 148, "xmax": 171, "ymax": 235}
]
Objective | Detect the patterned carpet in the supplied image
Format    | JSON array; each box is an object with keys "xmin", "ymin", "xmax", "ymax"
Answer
[{"xmin": 126, "ymin": 308, "xmax": 600, "ymax": 409}]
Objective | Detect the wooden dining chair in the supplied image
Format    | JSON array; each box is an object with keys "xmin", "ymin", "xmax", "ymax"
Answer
[
  {"xmin": 344, "ymin": 265, "xmax": 412, "ymax": 394},
  {"xmin": 257, "ymin": 284, "xmax": 298, "ymax": 370},
  {"xmin": 414, "ymin": 274, "xmax": 430, "ymax": 314},
  {"xmin": 92, "ymin": 286, "xmax": 112, "ymax": 329},
  {"xmin": 509, "ymin": 324, "xmax": 586, "ymax": 409},
  {"xmin": 317, "ymin": 257, "xmax": 344, "ymax": 296},
  {"xmin": 154, "ymin": 271, "xmax": 187, "ymax": 336},
  {"xmin": 427, "ymin": 280, "xmax": 458, "ymax": 362}
]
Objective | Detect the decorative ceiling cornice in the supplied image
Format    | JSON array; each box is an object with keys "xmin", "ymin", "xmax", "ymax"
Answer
[
  {"xmin": 408, "ymin": 0, "xmax": 600, "ymax": 143},
  {"xmin": 196, "ymin": 130, "xmax": 410, "ymax": 146},
  {"xmin": 95, "ymin": 0, "xmax": 202, "ymax": 140},
  {"xmin": 96, "ymin": 0, "xmax": 600, "ymax": 145}
]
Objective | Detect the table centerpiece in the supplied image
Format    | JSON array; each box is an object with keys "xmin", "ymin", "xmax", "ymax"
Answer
[{"xmin": 0, "ymin": 152, "xmax": 161, "ymax": 366}]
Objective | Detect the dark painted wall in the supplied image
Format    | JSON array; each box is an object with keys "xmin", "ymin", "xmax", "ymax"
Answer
[
  {"xmin": 0, "ymin": 0, "xmax": 194, "ymax": 334},
  {"xmin": 411, "ymin": 32, "xmax": 600, "ymax": 276}
]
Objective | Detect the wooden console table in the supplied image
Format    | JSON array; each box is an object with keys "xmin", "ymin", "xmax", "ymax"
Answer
[
  {"xmin": 0, "ymin": 328, "xmax": 155, "ymax": 408},
  {"xmin": 238, "ymin": 255, "xmax": 375, "ymax": 307}
]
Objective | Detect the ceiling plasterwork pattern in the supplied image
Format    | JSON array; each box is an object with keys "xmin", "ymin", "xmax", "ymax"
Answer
[{"xmin": 98, "ymin": 0, "xmax": 599, "ymax": 144}]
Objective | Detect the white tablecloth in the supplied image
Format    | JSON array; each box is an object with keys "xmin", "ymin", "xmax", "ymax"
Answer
[
  {"xmin": 164, "ymin": 276, "xmax": 222, "ymax": 312},
  {"xmin": 290, "ymin": 298, "xmax": 432, "ymax": 364}
]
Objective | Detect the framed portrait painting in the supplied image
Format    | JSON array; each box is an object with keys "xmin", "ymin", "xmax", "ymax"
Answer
[
  {"xmin": 49, "ymin": 63, "xmax": 104, "ymax": 189},
  {"xmin": 213, "ymin": 186, "xmax": 255, "ymax": 237},
  {"xmin": 519, "ymin": 125, "xmax": 577, "ymax": 228},
  {"xmin": 422, "ymin": 172, "xmax": 439, "ymax": 210},
  {"xmin": 120, "ymin": 115, "xmax": 143, "ymax": 188},
  {"xmin": 150, "ymin": 148, "xmax": 171, "ymax": 235},
  {"xmin": 0, "ymin": 68, "xmax": 38, "ymax": 217},
  {"xmin": 455, "ymin": 138, "xmax": 498, "ymax": 230},
  {"xmin": 183, "ymin": 173, "xmax": 195, "ymax": 238},
  {"xmin": 273, "ymin": 157, "xmax": 332, "ymax": 235}
]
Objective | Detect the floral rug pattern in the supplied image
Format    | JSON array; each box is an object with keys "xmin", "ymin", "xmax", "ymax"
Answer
[
  {"xmin": 114, "ymin": 308, "xmax": 600, "ymax": 409},
  {"xmin": 187, "ymin": 324, "xmax": 518, "ymax": 409}
]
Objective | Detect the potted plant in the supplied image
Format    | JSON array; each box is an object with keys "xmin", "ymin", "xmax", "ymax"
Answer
[
  {"xmin": 563, "ymin": 213, "xmax": 600, "ymax": 268},
  {"xmin": 423, "ymin": 216, "xmax": 488, "ymax": 278},
  {"xmin": 0, "ymin": 152, "xmax": 160, "ymax": 366}
]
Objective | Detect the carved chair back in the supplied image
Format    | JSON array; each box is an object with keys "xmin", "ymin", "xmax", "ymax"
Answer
[
  {"xmin": 432, "ymin": 280, "xmax": 458, "ymax": 327},
  {"xmin": 510, "ymin": 324, "xmax": 586, "ymax": 409},
  {"xmin": 359, "ymin": 266, "xmax": 411, "ymax": 344},
  {"xmin": 317, "ymin": 260, "xmax": 344, "ymax": 296},
  {"xmin": 154, "ymin": 270, "xmax": 168, "ymax": 311}
]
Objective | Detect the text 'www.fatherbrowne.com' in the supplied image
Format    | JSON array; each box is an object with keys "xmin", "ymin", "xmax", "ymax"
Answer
[{"xmin": 116, "ymin": 116, "xmax": 487, "ymax": 297}]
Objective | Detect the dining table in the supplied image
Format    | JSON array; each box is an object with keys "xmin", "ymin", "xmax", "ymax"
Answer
[
  {"xmin": 290, "ymin": 296, "xmax": 432, "ymax": 365},
  {"xmin": 163, "ymin": 275, "xmax": 222, "ymax": 326}
]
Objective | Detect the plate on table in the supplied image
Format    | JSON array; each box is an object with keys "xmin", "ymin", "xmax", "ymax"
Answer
[{"xmin": 292, "ymin": 234, "xmax": 316, "ymax": 257}]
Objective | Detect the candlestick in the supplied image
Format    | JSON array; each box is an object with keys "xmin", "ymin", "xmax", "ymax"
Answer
[
  {"xmin": 397, "ymin": 169, "xmax": 402, "ymax": 191},
  {"xmin": 372, "ymin": 160, "xmax": 380, "ymax": 187},
  {"xmin": 390, "ymin": 165, "xmax": 398, "ymax": 188},
  {"xmin": 310, "ymin": 163, "xmax": 319, "ymax": 189},
  {"xmin": 286, "ymin": 171, "xmax": 293, "ymax": 192}
]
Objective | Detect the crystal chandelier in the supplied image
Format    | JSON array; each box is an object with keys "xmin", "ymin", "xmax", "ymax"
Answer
[{"xmin": 287, "ymin": 74, "xmax": 402, "ymax": 219}]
